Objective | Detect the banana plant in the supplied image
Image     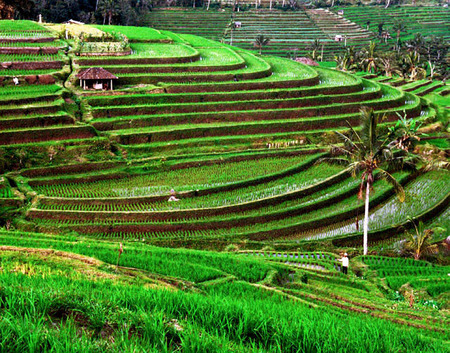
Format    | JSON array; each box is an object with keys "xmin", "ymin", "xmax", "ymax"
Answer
[{"xmin": 404, "ymin": 220, "xmax": 441, "ymax": 260}]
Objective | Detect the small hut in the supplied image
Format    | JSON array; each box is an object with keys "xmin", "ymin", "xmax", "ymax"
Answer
[{"xmin": 77, "ymin": 67, "xmax": 118, "ymax": 90}]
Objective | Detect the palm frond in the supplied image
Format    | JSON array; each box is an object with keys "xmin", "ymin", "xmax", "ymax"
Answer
[
  {"xmin": 379, "ymin": 168, "xmax": 405, "ymax": 202},
  {"xmin": 344, "ymin": 120, "xmax": 363, "ymax": 147},
  {"xmin": 359, "ymin": 107, "xmax": 378, "ymax": 153}
]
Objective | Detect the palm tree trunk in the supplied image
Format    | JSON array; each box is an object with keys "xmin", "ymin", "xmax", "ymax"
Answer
[
  {"xmin": 207, "ymin": 0, "xmax": 211, "ymax": 10},
  {"xmin": 363, "ymin": 181, "xmax": 370, "ymax": 255},
  {"xmin": 270, "ymin": 0, "xmax": 272, "ymax": 10}
]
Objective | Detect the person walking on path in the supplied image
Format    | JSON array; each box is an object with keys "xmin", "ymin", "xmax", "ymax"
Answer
[{"xmin": 339, "ymin": 253, "xmax": 349, "ymax": 274}]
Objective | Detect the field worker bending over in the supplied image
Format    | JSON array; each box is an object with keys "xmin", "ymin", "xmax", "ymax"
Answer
[
  {"xmin": 168, "ymin": 189, "xmax": 179, "ymax": 202},
  {"xmin": 338, "ymin": 253, "xmax": 349, "ymax": 274}
]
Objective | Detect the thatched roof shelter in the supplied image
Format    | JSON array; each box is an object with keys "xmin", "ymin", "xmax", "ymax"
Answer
[{"xmin": 77, "ymin": 67, "xmax": 118, "ymax": 90}]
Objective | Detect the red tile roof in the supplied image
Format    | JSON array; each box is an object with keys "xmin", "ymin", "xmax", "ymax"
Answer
[{"xmin": 76, "ymin": 67, "xmax": 118, "ymax": 80}]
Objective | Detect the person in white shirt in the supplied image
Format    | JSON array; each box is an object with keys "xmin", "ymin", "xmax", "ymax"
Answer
[
  {"xmin": 168, "ymin": 189, "xmax": 179, "ymax": 202},
  {"xmin": 339, "ymin": 253, "xmax": 349, "ymax": 274}
]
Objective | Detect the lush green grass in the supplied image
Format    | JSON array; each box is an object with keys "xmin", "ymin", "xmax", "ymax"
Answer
[
  {"xmin": 0, "ymin": 39, "xmax": 66, "ymax": 47},
  {"xmin": 128, "ymin": 43, "xmax": 198, "ymax": 58},
  {"xmin": 0, "ymin": 20, "xmax": 50, "ymax": 34},
  {"xmin": 32, "ymin": 154, "xmax": 315, "ymax": 198},
  {"xmin": 0, "ymin": 52, "xmax": 65, "ymax": 62},
  {"xmin": 0, "ymin": 230, "xmax": 448, "ymax": 352},
  {"xmin": 335, "ymin": 6, "xmax": 450, "ymax": 43},
  {"xmin": 0, "ymin": 84, "xmax": 62, "ymax": 99},
  {"xmin": 362, "ymin": 255, "xmax": 450, "ymax": 300},
  {"xmin": 92, "ymin": 25, "xmax": 170, "ymax": 42}
]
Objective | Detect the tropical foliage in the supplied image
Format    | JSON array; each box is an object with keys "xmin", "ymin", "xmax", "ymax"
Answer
[{"xmin": 329, "ymin": 107, "xmax": 417, "ymax": 254}]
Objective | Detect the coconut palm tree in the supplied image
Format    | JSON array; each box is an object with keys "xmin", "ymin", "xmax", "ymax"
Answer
[
  {"xmin": 254, "ymin": 34, "xmax": 270, "ymax": 55},
  {"xmin": 400, "ymin": 52, "xmax": 426, "ymax": 81},
  {"xmin": 334, "ymin": 46, "xmax": 358, "ymax": 72},
  {"xmin": 388, "ymin": 113, "xmax": 422, "ymax": 152},
  {"xmin": 224, "ymin": 20, "xmax": 237, "ymax": 46},
  {"xmin": 406, "ymin": 33, "xmax": 425, "ymax": 57},
  {"xmin": 97, "ymin": 0, "xmax": 119, "ymax": 25},
  {"xmin": 307, "ymin": 39, "xmax": 322, "ymax": 62},
  {"xmin": 359, "ymin": 41, "xmax": 380, "ymax": 74},
  {"xmin": 379, "ymin": 52, "xmax": 402, "ymax": 77},
  {"xmin": 329, "ymin": 107, "xmax": 416, "ymax": 255},
  {"xmin": 392, "ymin": 21, "xmax": 406, "ymax": 52}
]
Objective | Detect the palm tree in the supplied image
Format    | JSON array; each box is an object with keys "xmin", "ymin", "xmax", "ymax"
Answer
[
  {"xmin": 254, "ymin": 34, "xmax": 270, "ymax": 55},
  {"xmin": 97, "ymin": 0, "xmax": 119, "ymax": 25},
  {"xmin": 334, "ymin": 46, "xmax": 358, "ymax": 72},
  {"xmin": 392, "ymin": 21, "xmax": 406, "ymax": 52},
  {"xmin": 388, "ymin": 113, "xmax": 422, "ymax": 152},
  {"xmin": 400, "ymin": 52, "xmax": 426, "ymax": 81},
  {"xmin": 359, "ymin": 41, "xmax": 380, "ymax": 74},
  {"xmin": 379, "ymin": 52, "xmax": 401, "ymax": 77},
  {"xmin": 406, "ymin": 33, "xmax": 425, "ymax": 57},
  {"xmin": 404, "ymin": 220, "xmax": 440, "ymax": 260},
  {"xmin": 329, "ymin": 108, "xmax": 415, "ymax": 255},
  {"xmin": 224, "ymin": 20, "xmax": 237, "ymax": 46},
  {"xmin": 307, "ymin": 39, "xmax": 322, "ymax": 62}
]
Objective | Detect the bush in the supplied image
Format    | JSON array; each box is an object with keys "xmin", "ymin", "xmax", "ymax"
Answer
[
  {"xmin": 224, "ymin": 243, "xmax": 239, "ymax": 252},
  {"xmin": 300, "ymin": 273, "xmax": 308, "ymax": 284}
]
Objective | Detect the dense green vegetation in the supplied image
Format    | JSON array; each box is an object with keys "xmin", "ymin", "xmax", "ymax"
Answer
[{"xmin": 0, "ymin": 231, "xmax": 448, "ymax": 352}]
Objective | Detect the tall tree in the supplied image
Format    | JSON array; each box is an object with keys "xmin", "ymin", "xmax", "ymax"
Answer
[
  {"xmin": 307, "ymin": 39, "xmax": 322, "ymax": 62},
  {"xmin": 224, "ymin": 19, "xmax": 237, "ymax": 46},
  {"xmin": 329, "ymin": 108, "xmax": 415, "ymax": 255},
  {"xmin": 1, "ymin": 0, "xmax": 34, "ymax": 19},
  {"xmin": 254, "ymin": 34, "xmax": 270, "ymax": 55},
  {"xmin": 392, "ymin": 21, "xmax": 406, "ymax": 52},
  {"xmin": 97, "ymin": 0, "xmax": 119, "ymax": 24},
  {"xmin": 359, "ymin": 41, "xmax": 380, "ymax": 74},
  {"xmin": 400, "ymin": 52, "xmax": 426, "ymax": 80},
  {"xmin": 334, "ymin": 46, "xmax": 358, "ymax": 72},
  {"xmin": 379, "ymin": 52, "xmax": 401, "ymax": 77}
]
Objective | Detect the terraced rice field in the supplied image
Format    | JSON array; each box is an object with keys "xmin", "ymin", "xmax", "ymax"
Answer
[
  {"xmin": 0, "ymin": 229, "xmax": 448, "ymax": 351},
  {"xmin": 0, "ymin": 15, "xmax": 449, "ymax": 352},
  {"xmin": 0, "ymin": 19, "xmax": 446, "ymax": 246},
  {"xmin": 334, "ymin": 6, "xmax": 450, "ymax": 43},
  {"xmin": 144, "ymin": 8, "xmax": 377, "ymax": 60}
]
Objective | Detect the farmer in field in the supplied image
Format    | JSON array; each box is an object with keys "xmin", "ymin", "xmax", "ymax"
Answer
[
  {"xmin": 338, "ymin": 253, "xmax": 349, "ymax": 274},
  {"xmin": 168, "ymin": 189, "xmax": 179, "ymax": 202}
]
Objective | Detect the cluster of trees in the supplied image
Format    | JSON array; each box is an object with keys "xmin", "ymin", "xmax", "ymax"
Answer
[
  {"xmin": 332, "ymin": 34, "xmax": 448, "ymax": 80},
  {"xmin": 8, "ymin": 0, "xmax": 153, "ymax": 26}
]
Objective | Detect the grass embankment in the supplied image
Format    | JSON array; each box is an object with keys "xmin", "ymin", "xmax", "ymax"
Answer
[{"xmin": 0, "ymin": 230, "xmax": 448, "ymax": 352}]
